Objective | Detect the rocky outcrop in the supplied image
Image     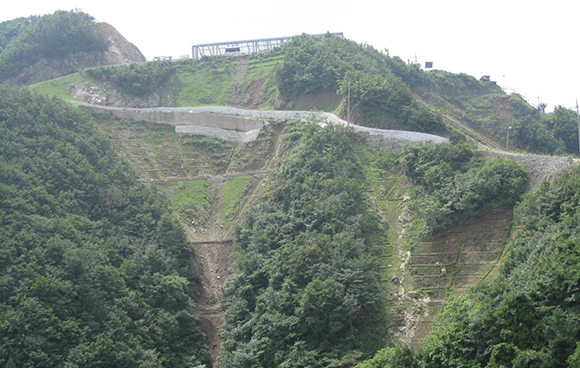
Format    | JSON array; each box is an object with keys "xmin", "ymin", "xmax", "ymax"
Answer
[
  {"xmin": 7, "ymin": 23, "xmax": 145, "ymax": 85},
  {"xmin": 96, "ymin": 23, "xmax": 145, "ymax": 64},
  {"xmin": 69, "ymin": 82, "xmax": 164, "ymax": 108}
]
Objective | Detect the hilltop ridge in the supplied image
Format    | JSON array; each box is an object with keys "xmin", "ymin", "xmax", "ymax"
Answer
[
  {"xmin": 30, "ymin": 32, "xmax": 579, "ymax": 156},
  {"xmin": 0, "ymin": 11, "xmax": 145, "ymax": 85}
]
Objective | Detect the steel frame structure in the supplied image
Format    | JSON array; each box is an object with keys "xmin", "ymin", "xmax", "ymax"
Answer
[{"xmin": 192, "ymin": 33, "xmax": 343, "ymax": 58}]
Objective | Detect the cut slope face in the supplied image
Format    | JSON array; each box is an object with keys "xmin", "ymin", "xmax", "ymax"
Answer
[
  {"xmin": 96, "ymin": 116, "xmax": 277, "ymax": 182},
  {"xmin": 407, "ymin": 207, "xmax": 514, "ymax": 348},
  {"xmin": 95, "ymin": 115, "xmax": 288, "ymax": 367}
]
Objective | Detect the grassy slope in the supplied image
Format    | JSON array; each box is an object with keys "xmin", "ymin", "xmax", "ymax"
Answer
[
  {"xmin": 174, "ymin": 57, "xmax": 237, "ymax": 106},
  {"xmin": 412, "ymin": 70, "xmax": 514, "ymax": 147},
  {"xmin": 30, "ymin": 73, "xmax": 87, "ymax": 100}
]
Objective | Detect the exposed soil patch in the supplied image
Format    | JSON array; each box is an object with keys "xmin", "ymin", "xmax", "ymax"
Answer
[
  {"xmin": 407, "ymin": 207, "xmax": 514, "ymax": 348},
  {"xmin": 190, "ymin": 240, "xmax": 233, "ymax": 368},
  {"xmin": 93, "ymin": 118, "xmax": 293, "ymax": 367}
]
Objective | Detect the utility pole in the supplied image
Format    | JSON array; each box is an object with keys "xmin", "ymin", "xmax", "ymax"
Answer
[
  {"xmin": 576, "ymin": 98, "xmax": 580, "ymax": 153},
  {"xmin": 506, "ymin": 125, "xmax": 512, "ymax": 151}
]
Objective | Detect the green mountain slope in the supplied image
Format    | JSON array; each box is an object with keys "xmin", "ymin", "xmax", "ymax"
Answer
[
  {"xmin": 0, "ymin": 11, "xmax": 107, "ymax": 83},
  {"xmin": 358, "ymin": 165, "xmax": 580, "ymax": 367},
  {"xmin": 31, "ymin": 33, "xmax": 580, "ymax": 155},
  {"xmin": 0, "ymin": 10, "xmax": 146, "ymax": 86},
  {"xmin": 6, "ymin": 17, "xmax": 580, "ymax": 367},
  {"xmin": 0, "ymin": 86, "xmax": 207, "ymax": 367}
]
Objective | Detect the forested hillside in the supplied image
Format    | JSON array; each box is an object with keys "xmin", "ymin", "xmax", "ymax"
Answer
[
  {"xmin": 0, "ymin": 87, "xmax": 207, "ymax": 367},
  {"xmin": 220, "ymin": 125, "xmax": 387, "ymax": 366},
  {"xmin": 0, "ymin": 10, "xmax": 146, "ymax": 86},
  {"xmin": 403, "ymin": 143, "xmax": 527, "ymax": 235},
  {"xmin": 4, "ymin": 12, "xmax": 580, "ymax": 368},
  {"xmin": 358, "ymin": 165, "xmax": 580, "ymax": 367},
  {"xmin": 0, "ymin": 11, "xmax": 107, "ymax": 83}
]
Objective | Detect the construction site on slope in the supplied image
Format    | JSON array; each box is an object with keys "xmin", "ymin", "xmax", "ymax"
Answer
[{"xmin": 89, "ymin": 97, "xmax": 576, "ymax": 366}]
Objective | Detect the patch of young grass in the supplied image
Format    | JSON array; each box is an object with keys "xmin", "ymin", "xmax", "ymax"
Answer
[
  {"xmin": 30, "ymin": 73, "xmax": 87, "ymax": 100},
  {"xmin": 173, "ymin": 132, "xmax": 188, "ymax": 168},
  {"xmin": 146, "ymin": 129, "xmax": 161, "ymax": 172},
  {"xmin": 220, "ymin": 176, "xmax": 255, "ymax": 224},
  {"xmin": 174, "ymin": 57, "xmax": 237, "ymax": 106},
  {"xmin": 167, "ymin": 180, "xmax": 212, "ymax": 227}
]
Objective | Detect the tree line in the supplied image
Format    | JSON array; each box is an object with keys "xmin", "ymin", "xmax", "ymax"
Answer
[
  {"xmin": 508, "ymin": 94, "xmax": 580, "ymax": 154},
  {"xmin": 404, "ymin": 143, "xmax": 527, "ymax": 235},
  {"xmin": 219, "ymin": 123, "xmax": 388, "ymax": 367}
]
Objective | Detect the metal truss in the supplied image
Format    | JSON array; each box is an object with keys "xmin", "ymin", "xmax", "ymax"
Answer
[{"xmin": 192, "ymin": 32, "xmax": 343, "ymax": 58}]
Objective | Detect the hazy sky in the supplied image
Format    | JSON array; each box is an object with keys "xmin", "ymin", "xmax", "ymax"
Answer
[{"xmin": 2, "ymin": 0, "xmax": 578, "ymax": 111}]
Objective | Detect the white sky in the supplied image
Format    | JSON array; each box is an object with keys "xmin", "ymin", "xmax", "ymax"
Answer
[{"xmin": 2, "ymin": 0, "xmax": 578, "ymax": 111}]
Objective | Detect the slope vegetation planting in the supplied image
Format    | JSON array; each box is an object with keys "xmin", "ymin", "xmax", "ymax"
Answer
[
  {"xmin": 7, "ymin": 16, "xmax": 580, "ymax": 367},
  {"xmin": 407, "ymin": 206, "xmax": 514, "ymax": 348},
  {"xmin": 29, "ymin": 31, "xmax": 580, "ymax": 156}
]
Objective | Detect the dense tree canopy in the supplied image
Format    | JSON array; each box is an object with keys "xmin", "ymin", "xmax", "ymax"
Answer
[
  {"xmin": 220, "ymin": 123, "xmax": 387, "ymax": 368},
  {"xmin": 0, "ymin": 86, "xmax": 207, "ymax": 367},
  {"xmin": 418, "ymin": 165, "xmax": 580, "ymax": 367},
  {"xmin": 403, "ymin": 144, "xmax": 527, "ymax": 234},
  {"xmin": 275, "ymin": 33, "xmax": 389, "ymax": 97},
  {"xmin": 506, "ymin": 95, "xmax": 580, "ymax": 154},
  {"xmin": 0, "ymin": 10, "xmax": 107, "ymax": 82},
  {"xmin": 275, "ymin": 34, "xmax": 446, "ymax": 133},
  {"xmin": 547, "ymin": 105, "xmax": 579, "ymax": 153},
  {"xmin": 0, "ymin": 17, "xmax": 34, "ymax": 53}
]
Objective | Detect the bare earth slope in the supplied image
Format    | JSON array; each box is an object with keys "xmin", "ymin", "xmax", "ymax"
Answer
[{"xmin": 95, "ymin": 113, "xmax": 287, "ymax": 367}]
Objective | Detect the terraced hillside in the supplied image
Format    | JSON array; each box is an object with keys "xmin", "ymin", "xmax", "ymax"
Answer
[
  {"xmin": 353, "ymin": 149, "xmax": 519, "ymax": 350},
  {"xmin": 97, "ymin": 116, "xmax": 280, "ymax": 182},
  {"xmin": 95, "ymin": 115, "xmax": 289, "ymax": 367},
  {"xmin": 84, "ymin": 103, "xmax": 578, "ymax": 368},
  {"xmin": 408, "ymin": 207, "xmax": 514, "ymax": 348}
]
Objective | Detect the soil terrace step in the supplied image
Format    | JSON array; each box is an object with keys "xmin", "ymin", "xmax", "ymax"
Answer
[{"xmin": 408, "ymin": 207, "xmax": 514, "ymax": 349}]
